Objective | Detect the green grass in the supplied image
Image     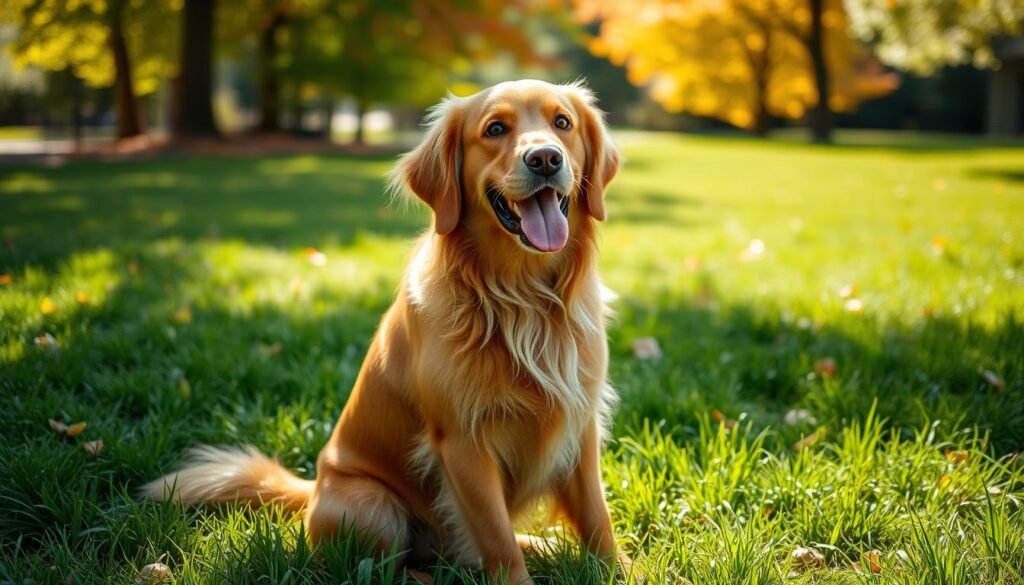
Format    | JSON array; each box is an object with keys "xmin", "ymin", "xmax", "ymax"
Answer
[{"xmin": 1, "ymin": 130, "xmax": 1023, "ymax": 584}]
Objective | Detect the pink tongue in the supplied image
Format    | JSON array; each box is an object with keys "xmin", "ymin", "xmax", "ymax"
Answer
[{"xmin": 518, "ymin": 187, "xmax": 568, "ymax": 252}]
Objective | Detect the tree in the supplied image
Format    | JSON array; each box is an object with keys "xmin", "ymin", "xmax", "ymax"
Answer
[
  {"xmin": 576, "ymin": 0, "xmax": 896, "ymax": 141},
  {"xmin": 173, "ymin": 0, "xmax": 219, "ymax": 138},
  {"xmin": 271, "ymin": 0, "xmax": 540, "ymax": 143},
  {"xmin": 1, "ymin": 0, "xmax": 178, "ymax": 140},
  {"xmin": 845, "ymin": 0, "xmax": 1024, "ymax": 75}
]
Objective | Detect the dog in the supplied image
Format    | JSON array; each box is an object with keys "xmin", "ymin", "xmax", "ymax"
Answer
[{"xmin": 142, "ymin": 79, "xmax": 623, "ymax": 585}]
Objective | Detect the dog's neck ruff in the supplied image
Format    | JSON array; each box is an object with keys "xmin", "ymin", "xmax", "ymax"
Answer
[{"xmin": 407, "ymin": 231, "xmax": 603, "ymax": 423}]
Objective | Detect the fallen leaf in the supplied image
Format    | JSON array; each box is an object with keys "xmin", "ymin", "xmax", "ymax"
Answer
[
  {"xmin": 814, "ymin": 357, "xmax": 837, "ymax": 378},
  {"xmin": 793, "ymin": 428, "xmax": 827, "ymax": 452},
  {"xmin": 66, "ymin": 422, "xmax": 87, "ymax": 437},
  {"xmin": 981, "ymin": 370, "xmax": 1005, "ymax": 391},
  {"xmin": 790, "ymin": 546, "xmax": 825, "ymax": 573},
  {"xmin": 865, "ymin": 549, "xmax": 882, "ymax": 573},
  {"xmin": 34, "ymin": 333, "xmax": 59, "ymax": 350},
  {"xmin": 256, "ymin": 342, "xmax": 282, "ymax": 358},
  {"xmin": 631, "ymin": 337, "xmax": 662, "ymax": 360},
  {"xmin": 838, "ymin": 283, "xmax": 857, "ymax": 299},
  {"xmin": 135, "ymin": 562, "xmax": 170, "ymax": 585},
  {"xmin": 75, "ymin": 291, "xmax": 89, "ymax": 304},
  {"xmin": 305, "ymin": 247, "xmax": 328, "ymax": 267},
  {"xmin": 0, "ymin": 273, "xmax": 11, "ymax": 285},
  {"xmin": 712, "ymin": 409, "xmax": 736, "ymax": 430},
  {"xmin": 173, "ymin": 306, "xmax": 193, "ymax": 324},
  {"xmin": 82, "ymin": 440, "xmax": 104, "ymax": 457},
  {"xmin": 49, "ymin": 419, "xmax": 68, "ymax": 433},
  {"xmin": 177, "ymin": 376, "xmax": 191, "ymax": 399},
  {"xmin": 40, "ymin": 297, "xmax": 56, "ymax": 315},
  {"xmin": 945, "ymin": 450, "xmax": 969, "ymax": 464},
  {"xmin": 844, "ymin": 298, "xmax": 864, "ymax": 313}
]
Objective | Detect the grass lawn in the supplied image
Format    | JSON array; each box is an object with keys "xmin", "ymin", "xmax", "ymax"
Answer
[{"xmin": 1, "ymin": 130, "xmax": 1023, "ymax": 584}]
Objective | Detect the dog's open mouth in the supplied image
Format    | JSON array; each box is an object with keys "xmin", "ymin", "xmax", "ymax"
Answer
[{"xmin": 487, "ymin": 186, "xmax": 570, "ymax": 252}]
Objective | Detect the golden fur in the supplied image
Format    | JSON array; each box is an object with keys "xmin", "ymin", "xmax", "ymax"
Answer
[{"xmin": 142, "ymin": 79, "xmax": 623, "ymax": 584}]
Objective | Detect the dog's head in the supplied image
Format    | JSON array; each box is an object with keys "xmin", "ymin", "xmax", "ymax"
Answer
[{"xmin": 392, "ymin": 80, "xmax": 620, "ymax": 254}]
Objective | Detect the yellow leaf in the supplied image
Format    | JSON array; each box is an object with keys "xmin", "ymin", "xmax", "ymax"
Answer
[
  {"xmin": 177, "ymin": 376, "xmax": 191, "ymax": 399},
  {"xmin": 945, "ymin": 450, "xmax": 969, "ymax": 464},
  {"xmin": 66, "ymin": 422, "xmax": 87, "ymax": 437},
  {"xmin": 938, "ymin": 473, "xmax": 952, "ymax": 489},
  {"xmin": 173, "ymin": 306, "xmax": 193, "ymax": 324}
]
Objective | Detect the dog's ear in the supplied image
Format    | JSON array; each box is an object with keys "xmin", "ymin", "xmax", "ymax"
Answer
[
  {"xmin": 390, "ymin": 96, "xmax": 464, "ymax": 235},
  {"xmin": 563, "ymin": 82, "xmax": 620, "ymax": 222}
]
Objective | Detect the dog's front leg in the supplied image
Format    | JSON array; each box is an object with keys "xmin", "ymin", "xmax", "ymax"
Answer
[
  {"xmin": 438, "ymin": 437, "xmax": 532, "ymax": 585},
  {"xmin": 556, "ymin": 419, "xmax": 629, "ymax": 571}
]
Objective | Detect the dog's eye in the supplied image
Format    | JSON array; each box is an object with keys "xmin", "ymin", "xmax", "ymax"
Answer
[
  {"xmin": 485, "ymin": 122, "xmax": 507, "ymax": 137},
  {"xmin": 554, "ymin": 115, "xmax": 572, "ymax": 130}
]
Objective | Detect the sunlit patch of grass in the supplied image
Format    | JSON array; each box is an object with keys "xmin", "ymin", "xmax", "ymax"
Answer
[{"xmin": 0, "ymin": 132, "xmax": 1022, "ymax": 583}]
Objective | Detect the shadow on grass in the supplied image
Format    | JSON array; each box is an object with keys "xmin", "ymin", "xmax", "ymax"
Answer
[
  {"xmin": 966, "ymin": 167, "xmax": 1024, "ymax": 183},
  {"xmin": 0, "ymin": 154, "xmax": 424, "ymax": 269}
]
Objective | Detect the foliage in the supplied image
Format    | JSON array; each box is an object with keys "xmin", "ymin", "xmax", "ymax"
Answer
[
  {"xmin": 1, "ymin": 131, "xmax": 1023, "ymax": 581},
  {"xmin": 0, "ymin": 0, "xmax": 179, "ymax": 96},
  {"xmin": 845, "ymin": 0, "xmax": 1024, "ymax": 75},
  {"xmin": 576, "ymin": 0, "xmax": 897, "ymax": 131}
]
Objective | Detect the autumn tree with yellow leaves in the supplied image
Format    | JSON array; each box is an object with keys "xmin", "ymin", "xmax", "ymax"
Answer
[
  {"xmin": 576, "ymin": 0, "xmax": 897, "ymax": 141},
  {"xmin": 1, "ymin": 0, "xmax": 178, "ymax": 140}
]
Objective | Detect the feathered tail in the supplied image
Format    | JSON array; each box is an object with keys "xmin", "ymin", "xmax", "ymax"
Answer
[{"xmin": 140, "ymin": 445, "xmax": 314, "ymax": 512}]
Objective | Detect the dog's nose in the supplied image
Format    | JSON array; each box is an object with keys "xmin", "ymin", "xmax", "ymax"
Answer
[{"xmin": 523, "ymin": 146, "xmax": 563, "ymax": 177}]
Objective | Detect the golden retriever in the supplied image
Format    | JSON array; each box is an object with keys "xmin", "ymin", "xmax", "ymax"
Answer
[{"xmin": 142, "ymin": 79, "xmax": 623, "ymax": 584}]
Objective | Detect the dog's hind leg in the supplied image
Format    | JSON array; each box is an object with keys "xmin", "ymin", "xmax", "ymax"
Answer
[{"xmin": 305, "ymin": 469, "xmax": 410, "ymax": 557}]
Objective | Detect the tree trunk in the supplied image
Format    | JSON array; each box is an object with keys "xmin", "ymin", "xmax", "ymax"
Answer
[
  {"xmin": 68, "ymin": 72, "xmax": 84, "ymax": 150},
  {"xmin": 806, "ymin": 0, "xmax": 833, "ymax": 143},
  {"xmin": 320, "ymin": 93, "xmax": 335, "ymax": 140},
  {"xmin": 751, "ymin": 28, "xmax": 772, "ymax": 138},
  {"xmin": 174, "ymin": 0, "xmax": 219, "ymax": 138},
  {"xmin": 109, "ymin": 0, "xmax": 144, "ymax": 140},
  {"xmin": 353, "ymin": 100, "xmax": 367, "ymax": 145},
  {"xmin": 290, "ymin": 83, "xmax": 304, "ymax": 133},
  {"xmin": 257, "ymin": 8, "xmax": 286, "ymax": 132}
]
